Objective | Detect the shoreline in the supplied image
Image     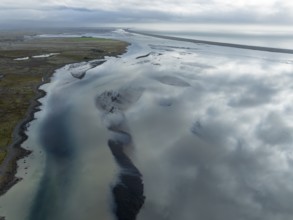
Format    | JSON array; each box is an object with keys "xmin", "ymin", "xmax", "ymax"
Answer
[
  {"xmin": 0, "ymin": 35, "xmax": 130, "ymax": 199},
  {"xmin": 0, "ymin": 70, "xmax": 51, "ymax": 196}
]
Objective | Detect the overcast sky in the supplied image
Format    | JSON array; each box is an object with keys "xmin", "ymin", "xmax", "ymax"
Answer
[{"xmin": 1, "ymin": 0, "xmax": 293, "ymax": 28}]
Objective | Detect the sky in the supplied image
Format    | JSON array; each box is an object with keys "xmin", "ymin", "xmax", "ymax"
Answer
[{"xmin": 1, "ymin": 0, "xmax": 293, "ymax": 28}]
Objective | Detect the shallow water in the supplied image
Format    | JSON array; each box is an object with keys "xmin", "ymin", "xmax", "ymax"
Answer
[{"xmin": 1, "ymin": 29, "xmax": 293, "ymax": 220}]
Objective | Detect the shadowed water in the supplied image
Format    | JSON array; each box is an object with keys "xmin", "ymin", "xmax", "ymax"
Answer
[{"xmin": 28, "ymin": 106, "xmax": 76, "ymax": 220}]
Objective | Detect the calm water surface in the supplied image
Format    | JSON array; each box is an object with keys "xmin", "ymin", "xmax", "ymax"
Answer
[{"xmin": 1, "ymin": 29, "xmax": 293, "ymax": 220}]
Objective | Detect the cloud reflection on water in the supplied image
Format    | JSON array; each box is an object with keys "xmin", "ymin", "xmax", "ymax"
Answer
[
  {"xmin": 28, "ymin": 35, "xmax": 293, "ymax": 220},
  {"xmin": 2, "ymin": 32, "xmax": 293, "ymax": 220},
  {"xmin": 120, "ymin": 40, "xmax": 293, "ymax": 220}
]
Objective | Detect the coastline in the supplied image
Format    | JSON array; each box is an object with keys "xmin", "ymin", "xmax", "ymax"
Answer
[
  {"xmin": 0, "ymin": 70, "xmax": 51, "ymax": 196},
  {"xmin": 0, "ymin": 34, "xmax": 130, "ymax": 199},
  {"xmin": 128, "ymin": 30, "xmax": 293, "ymax": 54}
]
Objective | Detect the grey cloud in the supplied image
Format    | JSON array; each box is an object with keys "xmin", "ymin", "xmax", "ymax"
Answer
[
  {"xmin": 188, "ymin": 71, "xmax": 278, "ymax": 108},
  {"xmin": 228, "ymin": 82, "xmax": 277, "ymax": 108},
  {"xmin": 140, "ymin": 127, "xmax": 293, "ymax": 220},
  {"xmin": 191, "ymin": 118, "xmax": 236, "ymax": 145},
  {"xmin": 0, "ymin": 7, "xmax": 178, "ymax": 29},
  {"xmin": 1, "ymin": 0, "xmax": 293, "ymax": 29},
  {"xmin": 256, "ymin": 112, "xmax": 293, "ymax": 146}
]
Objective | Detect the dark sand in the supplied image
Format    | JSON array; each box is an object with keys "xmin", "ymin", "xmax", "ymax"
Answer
[{"xmin": 96, "ymin": 89, "xmax": 145, "ymax": 220}]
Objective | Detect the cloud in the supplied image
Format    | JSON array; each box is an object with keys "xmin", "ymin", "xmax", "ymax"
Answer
[
  {"xmin": 256, "ymin": 112, "xmax": 293, "ymax": 146},
  {"xmin": 1, "ymin": 0, "xmax": 293, "ymax": 27}
]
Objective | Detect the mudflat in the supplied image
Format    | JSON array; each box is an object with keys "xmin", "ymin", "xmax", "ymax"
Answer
[{"xmin": 0, "ymin": 31, "xmax": 129, "ymax": 195}]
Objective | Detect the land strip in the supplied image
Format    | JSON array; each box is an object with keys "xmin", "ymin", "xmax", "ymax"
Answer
[{"xmin": 128, "ymin": 30, "xmax": 293, "ymax": 54}]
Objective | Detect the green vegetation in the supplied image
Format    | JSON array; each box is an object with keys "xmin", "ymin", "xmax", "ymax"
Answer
[
  {"xmin": 67, "ymin": 37, "xmax": 113, "ymax": 42},
  {"xmin": 0, "ymin": 74, "xmax": 38, "ymax": 155},
  {"xmin": 0, "ymin": 151, "xmax": 6, "ymax": 165}
]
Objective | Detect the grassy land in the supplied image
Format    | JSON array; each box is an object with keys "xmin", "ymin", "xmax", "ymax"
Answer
[{"xmin": 0, "ymin": 34, "xmax": 129, "ymax": 192}]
